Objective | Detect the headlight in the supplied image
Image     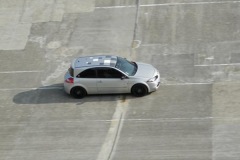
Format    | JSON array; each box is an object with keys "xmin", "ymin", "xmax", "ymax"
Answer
[{"xmin": 147, "ymin": 75, "xmax": 158, "ymax": 82}]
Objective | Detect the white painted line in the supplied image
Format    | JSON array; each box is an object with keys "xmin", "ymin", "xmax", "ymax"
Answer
[
  {"xmin": 124, "ymin": 117, "xmax": 214, "ymax": 122},
  {"xmin": 0, "ymin": 70, "xmax": 43, "ymax": 74},
  {"xmin": 161, "ymin": 82, "xmax": 212, "ymax": 86},
  {"xmin": 140, "ymin": 1, "xmax": 240, "ymax": 7},
  {"xmin": 195, "ymin": 63, "xmax": 240, "ymax": 67},
  {"xmin": 95, "ymin": 5, "xmax": 135, "ymax": 9},
  {"xmin": 95, "ymin": 1, "xmax": 240, "ymax": 9},
  {"xmin": 1, "ymin": 116, "xmax": 239, "ymax": 124},
  {"xmin": 0, "ymin": 86, "xmax": 63, "ymax": 91},
  {"xmin": 205, "ymin": 56, "xmax": 214, "ymax": 60}
]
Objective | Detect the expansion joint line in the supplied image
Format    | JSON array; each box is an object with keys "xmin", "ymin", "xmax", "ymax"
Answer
[
  {"xmin": 107, "ymin": 113, "xmax": 123, "ymax": 160},
  {"xmin": 132, "ymin": 0, "xmax": 140, "ymax": 48}
]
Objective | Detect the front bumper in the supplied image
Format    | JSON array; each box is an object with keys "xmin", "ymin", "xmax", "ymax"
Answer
[{"xmin": 147, "ymin": 71, "xmax": 161, "ymax": 92}]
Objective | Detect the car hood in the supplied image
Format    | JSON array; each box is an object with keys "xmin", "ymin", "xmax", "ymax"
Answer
[{"xmin": 134, "ymin": 62, "xmax": 156, "ymax": 78}]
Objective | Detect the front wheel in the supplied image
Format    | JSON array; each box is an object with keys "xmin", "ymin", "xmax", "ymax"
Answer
[
  {"xmin": 70, "ymin": 87, "xmax": 87, "ymax": 99},
  {"xmin": 131, "ymin": 84, "xmax": 148, "ymax": 97}
]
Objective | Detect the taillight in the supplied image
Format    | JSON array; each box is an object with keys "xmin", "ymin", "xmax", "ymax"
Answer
[{"xmin": 65, "ymin": 77, "xmax": 74, "ymax": 83}]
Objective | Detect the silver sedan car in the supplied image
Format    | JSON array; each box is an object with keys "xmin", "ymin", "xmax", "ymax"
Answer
[{"xmin": 64, "ymin": 55, "xmax": 160, "ymax": 98}]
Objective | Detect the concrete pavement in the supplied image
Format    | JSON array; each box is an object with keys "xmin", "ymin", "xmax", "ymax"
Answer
[{"xmin": 1, "ymin": 0, "xmax": 240, "ymax": 160}]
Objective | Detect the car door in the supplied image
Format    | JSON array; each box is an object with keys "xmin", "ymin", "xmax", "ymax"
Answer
[
  {"xmin": 75, "ymin": 68, "xmax": 98, "ymax": 94},
  {"xmin": 96, "ymin": 67, "xmax": 129, "ymax": 94}
]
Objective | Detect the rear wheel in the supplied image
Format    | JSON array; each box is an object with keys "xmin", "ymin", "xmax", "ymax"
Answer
[
  {"xmin": 70, "ymin": 87, "xmax": 87, "ymax": 99},
  {"xmin": 131, "ymin": 84, "xmax": 148, "ymax": 97}
]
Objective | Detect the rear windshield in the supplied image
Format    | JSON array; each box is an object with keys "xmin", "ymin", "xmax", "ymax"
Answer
[{"xmin": 68, "ymin": 67, "xmax": 74, "ymax": 77}]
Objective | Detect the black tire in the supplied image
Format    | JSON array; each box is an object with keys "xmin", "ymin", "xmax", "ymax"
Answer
[
  {"xmin": 131, "ymin": 84, "xmax": 148, "ymax": 97},
  {"xmin": 70, "ymin": 87, "xmax": 87, "ymax": 99}
]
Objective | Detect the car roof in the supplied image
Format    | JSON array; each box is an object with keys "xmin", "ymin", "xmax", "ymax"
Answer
[{"xmin": 74, "ymin": 55, "xmax": 118, "ymax": 68}]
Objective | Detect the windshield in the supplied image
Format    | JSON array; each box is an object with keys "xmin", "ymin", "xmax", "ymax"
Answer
[{"xmin": 115, "ymin": 57, "xmax": 137, "ymax": 76}]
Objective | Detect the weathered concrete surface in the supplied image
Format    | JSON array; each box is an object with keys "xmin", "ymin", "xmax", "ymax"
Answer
[
  {"xmin": 68, "ymin": 7, "xmax": 136, "ymax": 54},
  {"xmin": 1, "ymin": 0, "xmax": 240, "ymax": 160},
  {"xmin": 96, "ymin": 0, "xmax": 135, "ymax": 7},
  {"xmin": 0, "ymin": 0, "xmax": 95, "ymax": 50},
  {"xmin": 212, "ymin": 82, "xmax": 240, "ymax": 159}
]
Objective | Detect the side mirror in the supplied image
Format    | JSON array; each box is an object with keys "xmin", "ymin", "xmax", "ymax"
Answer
[{"xmin": 121, "ymin": 75, "xmax": 128, "ymax": 80}]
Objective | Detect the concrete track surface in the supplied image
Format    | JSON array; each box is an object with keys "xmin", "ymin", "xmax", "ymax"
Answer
[{"xmin": 1, "ymin": 0, "xmax": 240, "ymax": 160}]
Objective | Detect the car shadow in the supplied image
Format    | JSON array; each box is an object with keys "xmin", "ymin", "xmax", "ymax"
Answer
[{"xmin": 13, "ymin": 83, "xmax": 136, "ymax": 105}]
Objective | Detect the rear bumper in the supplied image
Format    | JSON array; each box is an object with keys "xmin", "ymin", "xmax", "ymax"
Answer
[
  {"xmin": 64, "ymin": 71, "xmax": 74, "ymax": 94},
  {"xmin": 63, "ymin": 82, "xmax": 73, "ymax": 94}
]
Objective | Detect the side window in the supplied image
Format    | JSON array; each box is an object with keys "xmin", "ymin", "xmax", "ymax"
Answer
[
  {"xmin": 77, "ymin": 69, "xmax": 96, "ymax": 78},
  {"xmin": 68, "ymin": 67, "xmax": 74, "ymax": 77},
  {"xmin": 97, "ymin": 68, "xmax": 122, "ymax": 78}
]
